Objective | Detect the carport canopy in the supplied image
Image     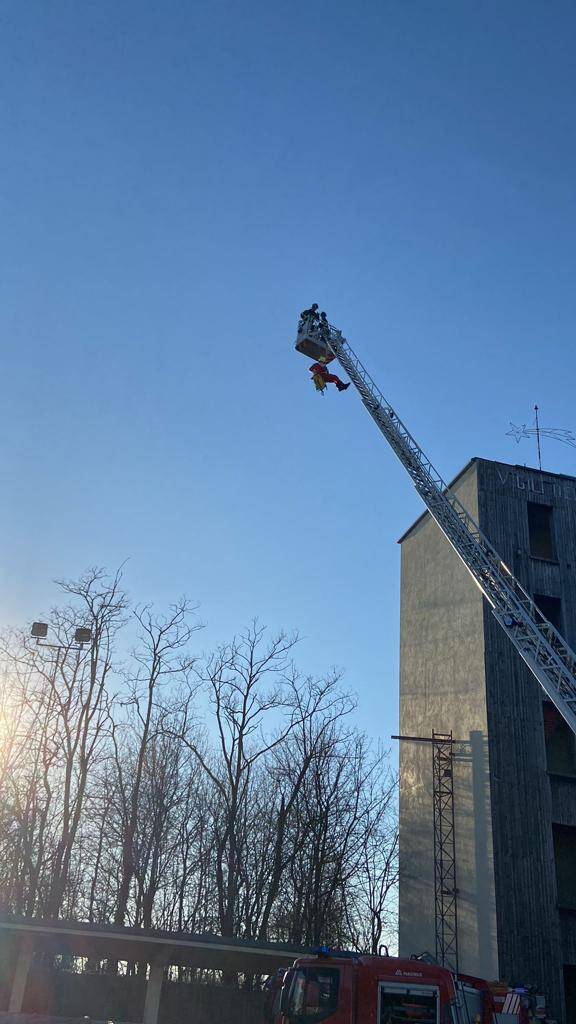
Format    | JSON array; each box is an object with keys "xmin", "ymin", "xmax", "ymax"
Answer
[
  {"xmin": 0, "ymin": 915, "xmax": 311, "ymax": 974},
  {"xmin": 0, "ymin": 915, "xmax": 315, "ymax": 1024}
]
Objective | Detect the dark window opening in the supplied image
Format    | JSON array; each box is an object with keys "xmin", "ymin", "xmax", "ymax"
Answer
[
  {"xmin": 527, "ymin": 502, "xmax": 555, "ymax": 560},
  {"xmin": 543, "ymin": 702, "xmax": 576, "ymax": 776},
  {"xmin": 553, "ymin": 824, "xmax": 576, "ymax": 909},
  {"xmin": 564, "ymin": 966, "xmax": 576, "ymax": 1024},
  {"xmin": 534, "ymin": 593, "xmax": 563, "ymax": 633}
]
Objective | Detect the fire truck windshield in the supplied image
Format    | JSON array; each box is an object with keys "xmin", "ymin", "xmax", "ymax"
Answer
[{"xmin": 286, "ymin": 966, "xmax": 340, "ymax": 1021}]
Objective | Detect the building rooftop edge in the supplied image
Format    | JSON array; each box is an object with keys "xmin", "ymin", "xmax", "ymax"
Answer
[{"xmin": 397, "ymin": 456, "xmax": 576, "ymax": 544}]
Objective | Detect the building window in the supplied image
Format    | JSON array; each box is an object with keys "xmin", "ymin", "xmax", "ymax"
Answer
[
  {"xmin": 553, "ymin": 824, "xmax": 576, "ymax": 908},
  {"xmin": 527, "ymin": 502, "xmax": 555, "ymax": 560},
  {"xmin": 565, "ymin": 966, "xmax": 576, "ymax": 1024},
  {"xmin": 543, "ymin": 702, "xmax": 576, "ymax": 776},
  {"xmin": 534, "ymin": 594, "xmax": 563, "ymax": 633}
]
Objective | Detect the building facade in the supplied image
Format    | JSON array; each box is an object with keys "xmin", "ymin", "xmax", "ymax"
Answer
[{"xmin": 398, "ymin": 458, "xmax": 576, "ymax": 1022}]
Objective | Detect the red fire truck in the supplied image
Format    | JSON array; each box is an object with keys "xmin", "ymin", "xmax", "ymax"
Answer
[{"xmin": 264, "ymin": 950, "xmax": 547, "ymax": 1024}]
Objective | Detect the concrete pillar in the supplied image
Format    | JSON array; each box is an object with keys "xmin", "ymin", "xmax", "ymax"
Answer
[
  {"xmin": 142, "ymin": 960, "xmax": 165, "ymax": 1024},
  {"xmin": 8, "ymin": 934, "xmax": 35, "ymax": 1013}
]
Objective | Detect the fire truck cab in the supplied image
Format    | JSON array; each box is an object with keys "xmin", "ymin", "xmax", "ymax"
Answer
[{"xmin": 268, "ymin": 951, "xmax": 508, "ymax": 1024}]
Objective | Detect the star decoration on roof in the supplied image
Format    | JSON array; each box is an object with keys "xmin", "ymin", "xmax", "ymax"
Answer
[{"xmin": 506, "ymin": 423, "xmax": 576, "ymax": 448}]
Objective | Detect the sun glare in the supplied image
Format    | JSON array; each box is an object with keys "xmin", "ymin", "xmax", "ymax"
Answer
[{"xmin": 0, "ymin": 688, "xmax": 18, "ymax": 756}]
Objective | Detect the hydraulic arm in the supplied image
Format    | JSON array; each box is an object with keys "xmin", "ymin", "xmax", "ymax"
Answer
[{"xmin": 295, "ymin": 315, "xmax": 576, "ymax": 735}]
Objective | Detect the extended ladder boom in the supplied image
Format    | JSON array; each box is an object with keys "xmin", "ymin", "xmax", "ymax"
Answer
[{"xmin": 296, "ymin": 316, "xmax": 576, "ymax": 735}]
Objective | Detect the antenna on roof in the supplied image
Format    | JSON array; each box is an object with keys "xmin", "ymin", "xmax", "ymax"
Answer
[
  {"xmin": 506, "ymin": 406, "xmax": 576, "ymax": 469},
  {"xmin": 534, "ymin": 405, "xmax": 542, "ymax": 471}
]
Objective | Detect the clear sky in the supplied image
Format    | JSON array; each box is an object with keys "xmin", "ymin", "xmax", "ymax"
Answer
[{"xmin": 2, "ymin": 0, "xmax": 576, "ymax": 745}]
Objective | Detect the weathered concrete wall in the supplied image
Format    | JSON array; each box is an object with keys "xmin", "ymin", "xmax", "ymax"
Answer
[
  {"xmin": 476, "ymin": 459, "xmax": 576, "ymax": 1022},
  {"xmin": 398, "ymin": 461, "xmax": 499, "ymax": 980}
]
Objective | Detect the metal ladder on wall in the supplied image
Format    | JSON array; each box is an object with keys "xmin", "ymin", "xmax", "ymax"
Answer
[
  {"xmin": 295, "ymin": 315, "xmax": 576, "ymax": 735},
  {"xmin": 432, "ymin": 732, "xmax": 458, "ymax": 974},
  {"xmin": 393, "ymin": 730, "xmax": 459, "ymax": 973}
]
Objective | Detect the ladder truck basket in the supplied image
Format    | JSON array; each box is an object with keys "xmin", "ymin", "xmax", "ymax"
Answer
[{"xmin": 295, "ymin": 316, "xmax": 335, "ymax": 362}]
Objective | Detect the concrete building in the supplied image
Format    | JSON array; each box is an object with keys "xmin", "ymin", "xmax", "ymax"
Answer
[{"xmin": 398, "ymin": 458, "xmax": 576, "ymax": 1022}]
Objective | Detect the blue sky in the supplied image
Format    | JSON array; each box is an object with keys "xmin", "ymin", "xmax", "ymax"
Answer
[{"xmin": 2, "ymin": 0, "xmax": 576, "ymax": 745}]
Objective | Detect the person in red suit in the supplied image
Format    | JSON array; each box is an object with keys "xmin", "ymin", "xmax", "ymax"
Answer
[{"xmin": 309, "ymin": 355, "xmax": 350, "ymax": 392}]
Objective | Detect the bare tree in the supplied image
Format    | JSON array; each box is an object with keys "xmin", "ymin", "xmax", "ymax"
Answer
[
  {"xmin": 251, "ymin": 677, "xmax": 355, "ymax": 942},
  {"xmin": 343, "ymin": 758, "xmax": 399, "ymax": 954},
  {"xmin": 0, "ymin": 573, "xmax": 398, "ymax": 955},
  {"xmin": 0, "ymin": 568, "xmax": 127, "ymax": 918},
  {"xmin": 171, "ymin": 622, "xmax": 308, "ymax": 937},
  {"xmin": 272, "ymin": 729, "xmax": 398, "ymax": 951},
  {"xmin": 0, "ymin": 657, "xmax": 54, "ymax": 913},
  {"xmin": 112, "ymin": 600, "xmax": 201, "ymax": 928},
  {"xmin": 43, "ymin": 568, "xmax": 127, "ymax": 917}
]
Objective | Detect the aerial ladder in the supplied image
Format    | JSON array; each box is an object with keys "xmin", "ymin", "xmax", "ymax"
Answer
[{"xmin": 295, "ymin": 313, "xmax": 576, "ymax": 736}]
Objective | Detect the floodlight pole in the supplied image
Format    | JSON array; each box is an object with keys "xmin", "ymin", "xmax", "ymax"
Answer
[
  {"xmin": 29, "ymin": 623, "xmax": 93, "ymax": 692},
  {"xmin": 30, "ymin": 622, "xmax": 92, "ymax": 653}
]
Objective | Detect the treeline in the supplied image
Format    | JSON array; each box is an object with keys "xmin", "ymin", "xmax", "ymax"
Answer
[{"xmin": 0, "ymin": 568, "xmax": 397, "ymax": 953}]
